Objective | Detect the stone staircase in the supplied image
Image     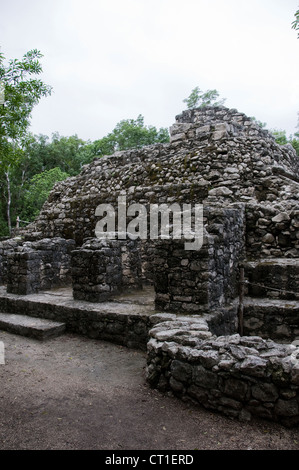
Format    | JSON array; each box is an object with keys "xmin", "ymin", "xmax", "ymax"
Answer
[
  {"xmin": 243, "ymin": 258, "xmax": 299, "ymax": 342},
  {"xmin": 0, "ymin": 312, "xmax": 66, "ymax": 340}
]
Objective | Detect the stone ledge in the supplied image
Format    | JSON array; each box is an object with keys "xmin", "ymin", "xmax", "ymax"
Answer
[{"xmin": 0, "ymin": 312, "xmax": 66, "ymax": 340}]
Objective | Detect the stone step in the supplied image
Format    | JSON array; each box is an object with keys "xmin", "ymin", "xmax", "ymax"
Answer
[
  {"xmin": 0, "ymin": 286, "xmax": 155, "ymax": 350},
  {"xmin": 242, "ymin": 297, "xmax": 299, "ymax": 343},
  {"xmin": 0, "ymin": 313, "xmax": 66, "ymax": 340},
  {"xmin": 244, "ymin": 258, "xmax": 299, "ymax": 300}
]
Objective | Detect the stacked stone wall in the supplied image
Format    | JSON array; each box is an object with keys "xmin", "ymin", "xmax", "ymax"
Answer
[
  {"xmin": 0, "ymin": 238, "xmax": 23, "ymax": 285},
  {"xmin": 146, "ymin": 315, "xmax": 299, "ymax": 427},
  {"xmin": 154, "ymin": 205, "xmax": 245, "ymax": 313},
  {"xmin": 5, "ymin": 238, "xmax": 75, "ymax": 295},
  {"xmin": 243, "ymin": 299, "xmax": 299, "ymax": 343},
  {"xmin": 71, "ymin": 237, "xmax": 142, "ymax": 302},
  {"xmin": 246, "ymin": 203, "xmax": 299, "ymax": 259}
]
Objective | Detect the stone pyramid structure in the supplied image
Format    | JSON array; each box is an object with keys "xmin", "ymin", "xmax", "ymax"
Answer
[{"xmin": 1, "ymin": 106, "xmax": 299, "ymax": 426}]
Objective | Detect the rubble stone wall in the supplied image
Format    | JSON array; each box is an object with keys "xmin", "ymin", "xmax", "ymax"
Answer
[
  {"xmin": 0, "ymin": 238, "xmax": 23, "ymax": 285},
  {"xmin": 154, "ymin": 205, "xmax": 245, "ymax": 313},
  {"xmin": 146, "ymin": 315, "xmax": 299, "ymax": 427},
  {"xmin": 246, "ymin": 203, "xmax": 299, "ymax": 259},
  {"xmin": 6, "ymin": 238, "xmax": 75, "ymax": 295},
  {"xmin": 71, "ymin": 237, "xmax": 142, "ymax": 302},
  {"xmin": 243, "ymin": 299, "xmax": 299, "ymax": 343}
]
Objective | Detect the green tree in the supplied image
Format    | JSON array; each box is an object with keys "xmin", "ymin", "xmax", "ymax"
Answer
[
  {"xmin": 91, "ymin": 115, "xmax": 169, "ymax": 156},
  {"xmin": 0, "ymin": 49, "xmax": 52, "ymax": 143},
  {"xmin": 23, "ymin": 132, "xmax": 95, "ymax": 177},
  {"xmin": 0, "ymin": 49, "xmax": 52, "ymax": 234},
  {"xmin": 270, "ymin": 116, "xmax": 299, "ymax": 157},
  {"xmin": 0, "ymin": 132, "xmax": 93, "ymax": 234},
  {"xmin": 20, "ymin": 167, "xmax": 69, "ymax": 222},
  {"xmin": 271, "ymin": 129, "xmax": 288, "ymax": 145},
  {"xmin": 183, "ymin": 87, "xmax": 226, "ymax": 109},
  {"xmin": 291, "ymin": 112, "xmax": 299, "ymax": 155}
]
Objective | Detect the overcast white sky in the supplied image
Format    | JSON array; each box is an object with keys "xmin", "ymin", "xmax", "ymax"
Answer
[{"xmin": 1, "ymin": 0, "xmax": 298, "ymax": 141}]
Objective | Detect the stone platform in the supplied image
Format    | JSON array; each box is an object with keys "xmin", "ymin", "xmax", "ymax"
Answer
[{"xmin": 0, "ymin": 285, "xmax": 159, "ymax": 349}]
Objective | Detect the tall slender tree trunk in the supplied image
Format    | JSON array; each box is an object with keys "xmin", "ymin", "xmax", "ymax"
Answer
[{"xmin": 5, "ymin": 167, "xmax": 12, "ymax": 235}]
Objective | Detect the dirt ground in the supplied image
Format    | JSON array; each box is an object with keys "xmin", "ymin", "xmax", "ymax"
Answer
[{"xmin": 0, "ymin": 330, "xmax": 298, "ymax": 452}]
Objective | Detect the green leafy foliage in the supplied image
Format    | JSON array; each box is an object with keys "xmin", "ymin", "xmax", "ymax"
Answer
[
  {"xmin": 23, "ymin": 132, "xmax": 96, "ymax": 177},
  {"xmin": 270, "ymin": 113, "xmax": 299, "ymax": 156},
  {"xmin": 0, "ymin": 49, "xmax": 52, "ymax": 235},
  {"xmin": 91, "ymin": 114, "xmax": 169, "ymax": 156},
  {"xmin": 0, "ymin": 200, "xmax": 9, "ymax": 237},
  {"xmin": 0, "ymin": 49, "xmax": 52, "ymax": 152},
  {"xmin": 183, "ymin": 87, "xmax": 226, "ymax": 109},
  {"xmin": 292, "ymin": 8, "xmax": 299, "ymax": 38},
  {"xmin": 20, "ymin": 167, "xmax": 69, "ymax": 221}
]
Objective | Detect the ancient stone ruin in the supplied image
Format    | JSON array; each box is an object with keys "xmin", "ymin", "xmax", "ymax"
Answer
[{"xmin": 0, "ymin": 106, "xmax": 299, "ymax": 427}]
